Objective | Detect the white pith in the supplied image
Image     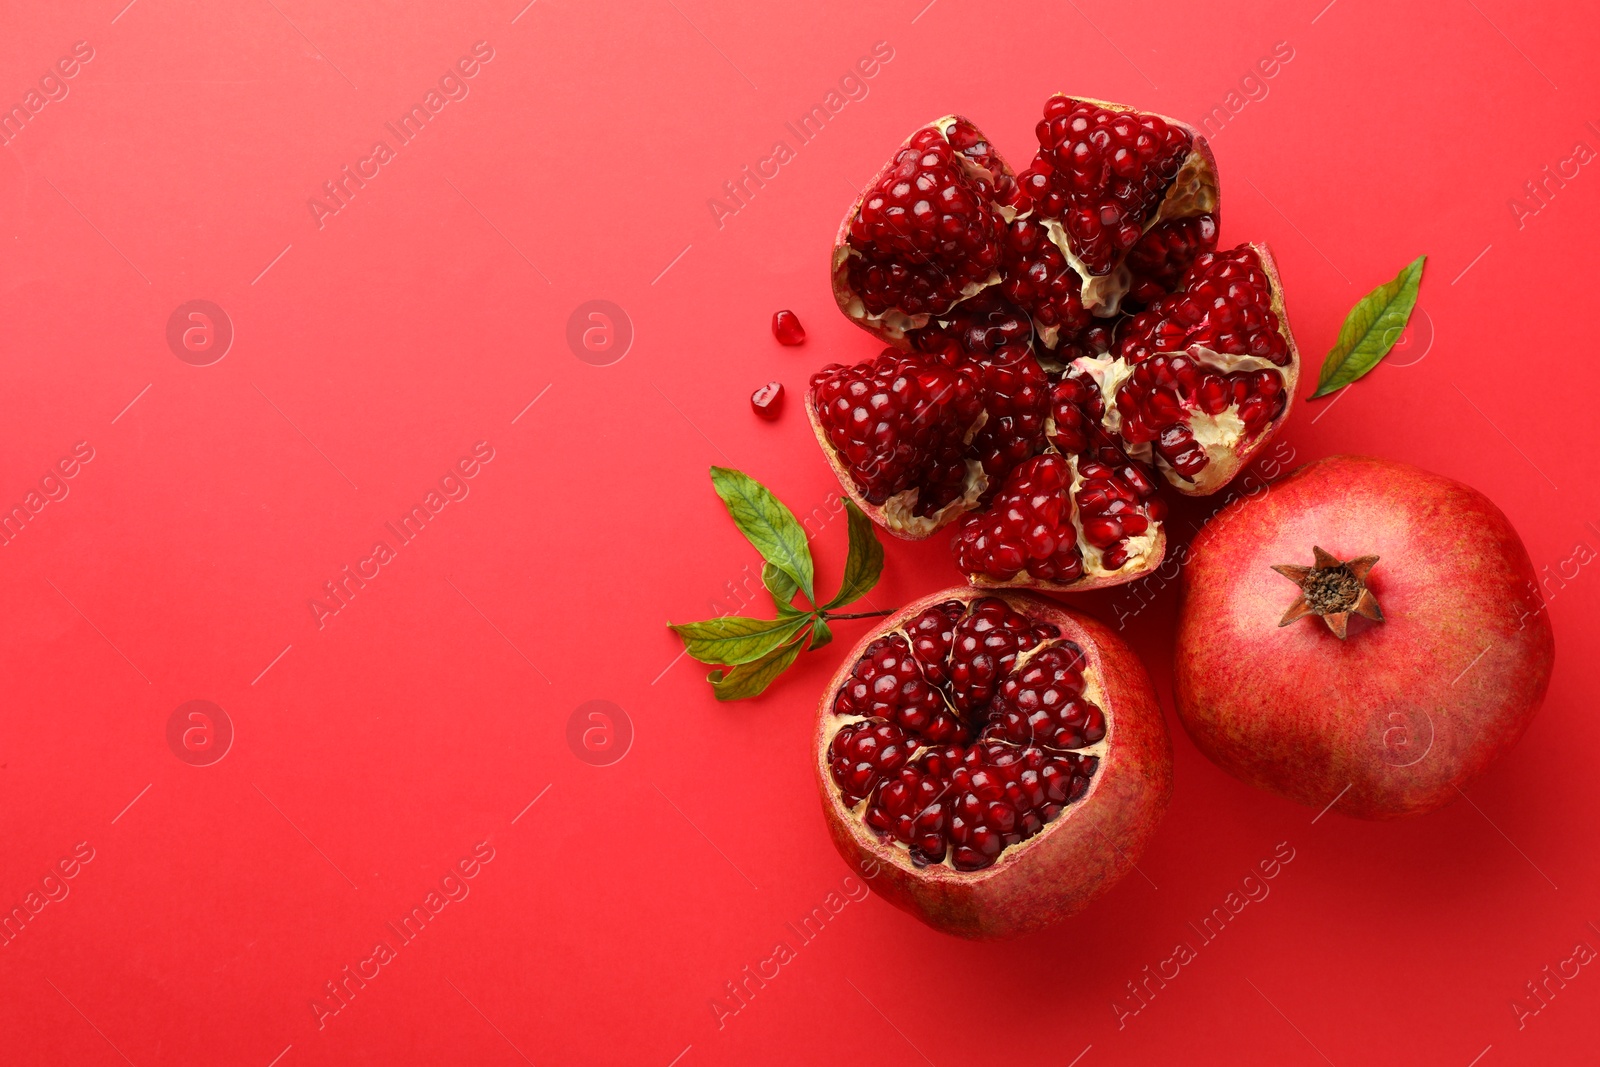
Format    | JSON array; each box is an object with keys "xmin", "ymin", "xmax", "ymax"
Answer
[
  {"xmin": 1070, "ymin": 344, "xmax": 1282, "ymax": 488},
  {"xmin": 822, "ymin": 617, "xmax": 1112, "ymax": 873},
  {"xmin": 881, "ymin": 458, "xmax": 989, "ymax": 538}
]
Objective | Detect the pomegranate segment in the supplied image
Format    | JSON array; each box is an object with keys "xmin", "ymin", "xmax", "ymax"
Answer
[
  {"xmin": 1097, "ymin": 243, "xmax": 1299, "ymax": 494},
  {"xmin": 817, "ymin": 95, "xmax": 1298, "ymax": 588},
  {"xmin": 834, "ymin": 119, "xmax": 1010, "ymax": 340},
  {"xmin": 816, "ymin": 590, "xmax": 1172, "ymax": 938},
  {"xmin": 1024, "ymin": 97, "xmax": 1196, "ymax": 279},
  {"xmin": 807, "ymin": 348, "xmax": 987, "ymax": 534}
]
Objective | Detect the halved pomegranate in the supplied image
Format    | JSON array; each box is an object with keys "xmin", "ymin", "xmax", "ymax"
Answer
[
  {"xmin": 812, "ymin": 94, "xmax": 1300, "ymax": 588},
  {"xmin": 815, "ymin": 590, "xmax": 1172, "ymax": 939}
]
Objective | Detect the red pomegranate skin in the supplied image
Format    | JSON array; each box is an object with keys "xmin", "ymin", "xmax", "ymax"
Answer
[
  {"xmin": 1174, "ymin": 455, "xmax": 1555, "ymax": 819},
  {"xmin": 815, "ymin": 590, "xmax": 1172, "ymax": 939}
]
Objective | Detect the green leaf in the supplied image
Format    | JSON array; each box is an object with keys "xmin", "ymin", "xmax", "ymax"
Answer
[
  {"xmin": 1309, "ymin": 255, "xmax": 1427, "ymax": 399},
  {"xmin": 710, "ymin": 467, "xmax": 815, "ymax": 602},
  {"xmin": 762, "ymin": 562, "xmax": 803, "ymax": 615},
  {"xmin": 707, "ymin": 637, "xmax": 807, "ymax": 701},
  {"xmin": 824, "ymin": 500, "xmax": 885, "ymax": 609},
  {"xmin": 669, "ymin": 614, "xmax": 811, "ymax": 666},
  {"xmin": 808, "ymin": 617, "xmax": 833, "ymax": 651}
]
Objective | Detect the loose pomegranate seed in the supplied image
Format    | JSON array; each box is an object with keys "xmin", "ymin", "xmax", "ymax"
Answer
[
  {"xmin": 845, "ymin": 127, "xmax": 1005, "ymax": 318},
  {"xmin": 810, "ymin": 348, "xmax": 983, "ymax": 516},
  {"xmin": 771, "ymin": 309, "xmax": 806, "ymax": 345},
  {"xmin": 1029, "ymin": 97, "xmax": 1193, "ymax": 277},
  {"xmin": 751, "ymin": 381, "xmax": 784, "ymax": 419}
]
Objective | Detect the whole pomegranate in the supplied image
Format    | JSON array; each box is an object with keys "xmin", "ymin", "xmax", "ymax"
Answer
[
  {"xmin": 1174, "ymin": 455, "xmax": 1555, "ymax": 819},
  {"xmin": 816, "ymin": 589, "xmax": 1171, "ymax": 938},
  {"xmin": 811, "ymin": 97, "xmax": 1301, "ymax": 594}
]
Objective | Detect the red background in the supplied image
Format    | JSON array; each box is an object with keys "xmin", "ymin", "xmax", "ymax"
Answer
[{"xmin": 2, "ymin": 1, "xmax": 1597, "ymax": 1064}]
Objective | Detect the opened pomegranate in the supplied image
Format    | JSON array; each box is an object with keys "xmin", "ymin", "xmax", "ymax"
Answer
[
  {"xmin": 813, "ymin": 95, "xmax": 1300, "ymax": 589},
  {"xmin": 1174, "ymin": 455, "xmax": 1556, "ymax": 819},
  {"xmin": 816, "ymin": 590, "xmax": 1171, "ymax": 938}
]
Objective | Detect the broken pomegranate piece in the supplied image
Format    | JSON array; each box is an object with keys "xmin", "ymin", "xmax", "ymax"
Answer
[
  {"xmin": 832, "ymin": 122, "xmax": 1010, "ymax": 341},
  {"xmin": 816, "ymin": 590, "xmax": 1171, "ymax": 938},
  {"xmin": 807, "ymin": 348, "xmax": 986, "ymax": 536},
  {"xmin": 813, "ymin": 94, "xmax": 1298, "ymax": 588},
  {"xmin": 1101, "ymin": 243, "xmax": 1298, "ymax": 493}
]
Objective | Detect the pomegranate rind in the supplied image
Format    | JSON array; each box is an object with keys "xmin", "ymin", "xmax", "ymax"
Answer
[
  {"xmin": 831, "ymin": 115, "xmax": 1014, "ymax": 349},
  {"xmin": 814, "ymin": 589, "xmax": 1173, "ymax": 938},
  {"xmin": 1173, "ymin": 455, "xmax": 1555, "ymax": 819}
]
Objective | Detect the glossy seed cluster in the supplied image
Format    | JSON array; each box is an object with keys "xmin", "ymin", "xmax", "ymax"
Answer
[
  {"xmin": 810, "ymin": 348, "xmax": 983, "ymax": 515},
  {"xmin": 845, "ymin": 129, "xmax": 1005, "ymax": 318},
  {"xmin": 827, "ymin": 598, "xmax": 1105, "ymax": 871},
  {"xmin": 821, "ymin": 99, "xmax": 1296, "ymax": 588},
  {"xmin": 1023, "ymin": 97, "xmax": 1194, "ymax": 277},
  {"xmin": 1113, "ymin": 247, "xmax": 1290, "ymax": 480}
]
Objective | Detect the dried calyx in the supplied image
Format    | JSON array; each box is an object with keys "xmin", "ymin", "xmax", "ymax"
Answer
[{"xmin": 1272, "ymin": 546, "xmax": 1384, "ymax": 639}]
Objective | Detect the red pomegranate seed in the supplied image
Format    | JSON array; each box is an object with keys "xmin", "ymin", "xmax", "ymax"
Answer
[
  {"xmin": 1124, "ymin": 214, "xmax": 1218, "ymax": 306},
  {"xmin": 945, "ymin": 597, "xmax": 1054, "ymax": 716},
  {"xmin": 828, "ymin": 718, "xmax": 915, "ymax": 806},
  {"xmin": 751, "ymin": 381, "xmax": 784, "ymax": 419},
  {"xmin": 985, "ymin": 644, "xmax": 1107, "ymax": 750},
  {"xmin": 832, "ymin": 634, "xmax": 966, "ymax": 744},
  {"xmin": 772, "ymin": 309, "xmax": 806, "ymax": 345}
]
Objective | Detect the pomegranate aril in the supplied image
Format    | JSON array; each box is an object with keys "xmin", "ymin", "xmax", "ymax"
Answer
[
  {"xmin": 772, "ymin": 309, "xmax": 806, "ymax": 345},
  {"xmin": 946, "ymin": 598, "xmax": 1049, "ymax": 716},
  {"xmin": 751, "ymin": 381, "xmax": 784, "ymax": 419},
  {"xmin": 986, "ymin": 644, "xmax": 1108, "ymax": 751},
  {"xmin": 904, "ymin": 600, "xmax": 966, "ymax": 685}
]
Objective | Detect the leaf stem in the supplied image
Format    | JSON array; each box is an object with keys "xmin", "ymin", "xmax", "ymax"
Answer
[{"xmin": 821, "ymin": 609, "xmax": 893, "ymax": 620}]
